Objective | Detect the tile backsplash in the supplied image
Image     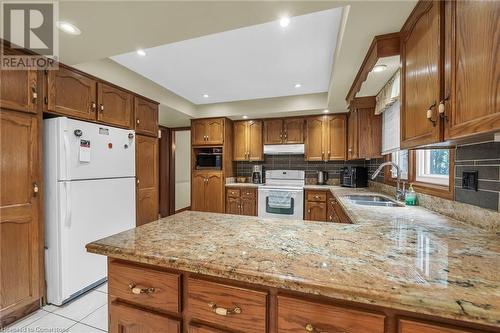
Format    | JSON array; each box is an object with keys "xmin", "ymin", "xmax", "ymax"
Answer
[
  {"xmin": 235, "ymin": 155, "xmax": 385, "ymax": 183},
  {"xmin": 454, "ymin": 140, "xmax": 500, "ymax": 211}
]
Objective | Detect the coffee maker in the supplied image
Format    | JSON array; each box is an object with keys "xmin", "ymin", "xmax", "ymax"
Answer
[{"xmin": 252, "ymin": 165, "xmax": 263, "ymax": 184}]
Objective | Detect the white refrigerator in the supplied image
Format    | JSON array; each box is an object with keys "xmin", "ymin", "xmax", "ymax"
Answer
[{"xmin": 44, "ymin": 117, "xmax": 136, "ymax": 305}]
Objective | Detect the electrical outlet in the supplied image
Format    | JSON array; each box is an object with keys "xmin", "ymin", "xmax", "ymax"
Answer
[{"xmin": 462, "ymin": 171, "xmax": 478, "ymax": 191}]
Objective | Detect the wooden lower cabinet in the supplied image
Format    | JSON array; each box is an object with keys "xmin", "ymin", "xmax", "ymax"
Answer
[
  {"xmin": 109, "ymin": 302, "xmax": 181, "ymax": 333},
  {"xmin": 225, "ymin": 187, "xmax": 257, "ymax": 216},
  {"xmin": 304, "ymin": 190, "xmax": 351, "ymax": 223},
  {"xmin": 0, "ymin": 111, "xmax": 42, "ymax": 327},
  {"xmin": 192, "ymin": 172, "xmax": 224, "ymax": 213},
  {"xmin": 189, "ymin": 323, "xmax": 232, "ymax": 333},
  {"xmin": 398, "ymin": 320, "xmax": 473, "ymax": 333},
  {"xmin": 136, "ymin": 135, "xmax": 159, "ymax": 226}
]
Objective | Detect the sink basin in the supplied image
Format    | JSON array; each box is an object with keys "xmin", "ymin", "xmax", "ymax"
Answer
[{"xmin": 345, "ymin": 195, "xmax": 403, "ymax": 207}]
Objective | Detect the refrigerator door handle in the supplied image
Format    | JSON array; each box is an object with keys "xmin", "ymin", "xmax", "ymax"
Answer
[
  {"xmin": 64, "ymin": 182, "xmax": 72, "ymax": 227},
  {"xmin": 63, "ymin": 130, "xmax": 71, "ymax": 180}
]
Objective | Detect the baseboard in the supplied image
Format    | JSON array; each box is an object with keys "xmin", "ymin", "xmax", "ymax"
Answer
[
  {"xmin": 0, "ymin": 299, "xmax": 40, "ymax": 328},
  {"xmin": 175, "ymin": 206, "xmax": 191, "ymax": 214}
]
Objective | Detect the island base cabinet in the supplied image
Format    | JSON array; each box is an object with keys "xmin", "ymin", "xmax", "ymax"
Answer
[
  {"xmin": 277, "ymin": 296, "xmax": 385, "ymax": 333},
  {"xmin": 109, "ymin": 302, "xmax": 181, "ymax": 333},
  {"xmin": 399, "ymin": 320, "xmax": 472, "ymax": 333}
]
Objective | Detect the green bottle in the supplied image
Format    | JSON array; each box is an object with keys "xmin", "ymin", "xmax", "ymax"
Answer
[{"xmin": 405, "ymin": 183, "xmax": 417, "ymax": 206}]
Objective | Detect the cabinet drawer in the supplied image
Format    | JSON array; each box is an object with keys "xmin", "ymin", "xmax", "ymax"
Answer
[
  {"xmin": 110, "ymin": 301, "xmax": 181, "ymax": 333},
  {"xmin": 109, "ymin": 260, "xmax": 181, "ymax": 314},
  {"xmin": 189, "ymin": 323, "xmax": 233, "ymax": 333},
  {"xmin": 187, "ymin": 278, "xmax": 267, "ymax": 333},
  {"xmin": 306, "ymin": 191, "xmax": 327, "ymax": 202},
  {"xmin": 226, "ymin": 188, "xmax": 241, "ymax": 198},
  {"xmin": 241, "ymin": 188, "xmax": 256, "ymax": 199},
  {"xmin": 399, "ymin": 320, "xmax": 472, "ymax": 333},
  {"xmin": 278, "ymin": 296, "xmax": 385, "ymax": 333}
]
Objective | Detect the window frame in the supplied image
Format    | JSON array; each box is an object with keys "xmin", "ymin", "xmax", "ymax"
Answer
[{"xmin": 384, "ymin": 149, "xmax": 455, "ymax": 200}]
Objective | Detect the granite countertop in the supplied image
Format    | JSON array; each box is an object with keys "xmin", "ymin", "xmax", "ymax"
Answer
[
  {"xmin": 86, "ymin": 187, "xmax": 500, "ymax": 328},
  {"xmin": 225, "ymin": 182, "xmax": 263, "ymax": 188}
]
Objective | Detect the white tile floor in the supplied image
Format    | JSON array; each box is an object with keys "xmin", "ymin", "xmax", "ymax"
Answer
[{"xmin": 3, "ymin": 282, "xmax": 108, "ymax": 333}]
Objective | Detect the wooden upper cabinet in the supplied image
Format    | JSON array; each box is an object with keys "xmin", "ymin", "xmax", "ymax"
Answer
[
  {"xmin": 283, "ymin": 118, "xmax": 304, "ymax": 143},
  {"xmin": 46, "ymin": 66, "xmax": 97, "ymax": 120},
  {"xmin": 0, "ymin": 69, "xmax": 38, "ymax": 114},
  {"xmin": 347, "ymin": 109, "xmax": 358, "ymax": 160},
  {"xmin": 347, "ymin": 99, "xmax": 381, "ymax": 160},
  {"xmin": 305, "ymin": 116, "xmax": 324, "ymax": 161},
  {"xmin": 443, "ymin": 0, "xmax": 500, "ymax": 140},
  {"xmin": 97, "ymin": 82, "xmax": 133, "ymax": 128},
  {"xmin": 109, "ymin": 302, "xmax": 180, "ymax": 333},
  {"xmin": 192, "ymin": 118, "xmax": 224, "ymax": 145},
  {"xmin": 400, "ymin": 1, "xmax": 443, "ymax": 148},
  {"xmin": 263, "ymin": 119, "xmax": 283, "ymax": 144},
  {"xmin": 136, "ymin": 135, "xmax": 159, "ymax": 226},
  {"xmin": 0, "ymin": 111, "xmax": 40, "ymax": 325},
  {"xmin": 134, "ymin": 97, "xmax": 158, "ymax": 137},
  {"xmin": 326, "ymin": 115, "xmax": 346, "ymax": 160},
  {"xmin": 233, "ymin": 120, "xmax": 263, "ymax": 161}
]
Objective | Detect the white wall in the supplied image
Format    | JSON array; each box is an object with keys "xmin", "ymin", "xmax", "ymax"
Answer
[{"xmin": 175, "ymin": 130, "xmax": 191, "ymax": 211}]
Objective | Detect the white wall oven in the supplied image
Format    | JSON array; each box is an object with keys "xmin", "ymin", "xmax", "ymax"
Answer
[{"xmin": 258, "ymin": 170, "xmax": 304, "ymax": 220}]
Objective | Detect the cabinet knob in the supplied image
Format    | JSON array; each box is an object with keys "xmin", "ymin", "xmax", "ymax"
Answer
[
  {"xmin": 91, "ymin": 102, "xmax": 96, "ymax": 112},
  {"xmin": 31, "ymin": 86, "xmax": 37, "ymax": 103},
  {"xmin": 33, "ymin": 182, "xmax": 39, "ymax": 196},
  {"xmin": 136, "ymin": 118, "xmax": 140, "ymax": 125},
  {"xmin": 208, "ymin": 302, "xmax": 242, "ymax": 316},
  {"xmin": 438, "ymin": 95, "xmax": 449, "ymax": 121},
  {"xmin": 99, "ymin": 104, "xmax": 104, "ymax": 112},
  {"xmin": 426, "ymin": 102, "xmax": 437, "ymax": 127},
  {"xmin": 128, "ymin": 282, "xmax": 155, "ymax": 295},
  {"xmin": 305, "ymin": 323, "xmax": 332, "ymax": 333}
]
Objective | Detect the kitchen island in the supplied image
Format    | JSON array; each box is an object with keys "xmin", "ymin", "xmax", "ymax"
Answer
[{"xmin": 86, "ymin": 188, "xmax": 500, "ymax": 333}]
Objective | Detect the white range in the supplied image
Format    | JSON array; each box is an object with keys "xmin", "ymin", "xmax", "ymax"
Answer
[{"xmin": 258, "ymin": 170, "xmax": 305, "ymax": 220}]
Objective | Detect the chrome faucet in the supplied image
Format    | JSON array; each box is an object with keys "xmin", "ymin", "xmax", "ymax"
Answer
[{"xmin": 371, "ymin": 161, "xmax": 405, "ymax": 202}]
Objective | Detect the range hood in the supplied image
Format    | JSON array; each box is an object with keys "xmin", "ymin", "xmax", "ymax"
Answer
[{"xmin": 263, "ymin": 144, "xmax": 305, "ymax": 155}]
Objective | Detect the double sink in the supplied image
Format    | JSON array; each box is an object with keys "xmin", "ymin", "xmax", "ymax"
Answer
[{"xmin": 345, "ymin": 195, "xmax": 403, "ymax": 207}]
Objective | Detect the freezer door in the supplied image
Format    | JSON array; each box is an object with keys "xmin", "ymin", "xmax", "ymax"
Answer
[
  {"xmin": 47, "ymin": 178, "xmax": 136, "ymax": 305},
  {"xmin": 56, "ymin": 117, "xmax": 136, "ymax": 180}
]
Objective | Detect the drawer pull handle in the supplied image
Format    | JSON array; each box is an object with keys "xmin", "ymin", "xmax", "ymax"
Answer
[
  {"xmin": 208, "ymin": 302, "xmax": 242, "ymax": 316},
  {"xmin": 128, "ymin": 282, "xmax": 155, "ymax": 295},
  {"xmin": 305, "ymin": 323, "xmax": 339, "ymax": 333}
]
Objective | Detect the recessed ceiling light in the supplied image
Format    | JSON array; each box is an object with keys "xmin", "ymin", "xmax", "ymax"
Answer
[
  {"xmin": 372, "ymin": 64, "xmax": 387, "ymax": 73},
  {"xmin": 323, "ymin": 109, "xmax": 329, "ymax": 113},
  {"xmin": 279, "ymin": 17, "xmax": 290, "ymax": 28},
  {"xmin": 242, "ymin": 115, "xmax": 248, "ymax": 119},
  {"xmin": 203, "ymin": 94, "xmax": 209, "ymax": 98},
  {"xmin": 136, "ymin": 49, "xmax": 146, "ymax": 56},
  {"xmin": 294, "ymin": 83, "xmax": 302, "ymax": 88},
  {"xmin": 56, "ymin": 21, "xmax": 81, "ymax": 35}
]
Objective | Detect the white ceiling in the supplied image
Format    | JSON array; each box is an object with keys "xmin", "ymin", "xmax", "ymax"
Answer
[
  {"xmin": 357, "ymin": 55, "xmax": 400, "ymax": 97},
  {"xmin": 111, "ymin": 7, "xmax": 343, "ymax": 105}
]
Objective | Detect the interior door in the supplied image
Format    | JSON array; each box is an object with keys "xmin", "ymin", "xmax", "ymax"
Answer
[
  {"xmin": 110, "ymin": 302, "xmax": 181, "ymax": 333},
  {"xmin": 233, "ymin": 121, "xmax": 248, "ymax": 161},
  {"xmin": 134, "ymin": 97, "xmax": 158, "ymax": 137},
  {"xmin": 0, "ymin": 111, "xmax": 40, "ymax": 324},
  {"xmin": 0, "ymin": 69, "xmax": 38, "ymax": 114},
  {"xmin": 444, "ymin": 0, "xmax": 500, "ymax": 140},
  {"xmin": 283, "ymin": 118, "xmax": 304, "ymax": 143},
  {"xmin": 263, "ymin": 119, "xmax": 283, "ymax": 144},
  {"xmin": 400, "ymin": 1, "xmax": 442, "ymax": 148},
  {"xmin": 248, "ymin": 120, "xmax": 263, "ymax": 161},
  {"xmin": 136, "ymin": 135, "xmax": 158, "ymax": 226},
  {"xmin": 327, "ymin": 115, "xmax": 346, "ymax": 160},
  {"xmin": 205, "ymin": 118, "xmax": 224, "ymax": 145},
  {"xmin": 305, "ymin": 116, "xmax": 324, "ymax": 161},
  {"xmin": 97, "ymin": 82, "xmax": 133, "ymax": 128},
  {"xmin": 46, "ymin": 66, "xmax": 97, "ymax": 120}
]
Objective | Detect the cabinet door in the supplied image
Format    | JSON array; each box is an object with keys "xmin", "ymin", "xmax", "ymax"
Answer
[
  {"xmin": 305, "ymin": 116, "xmax": 325, "ymax": 161},
  {"xmin": 327, "ymin": 197, "xmax": 340, "ymax": 223},
  {"xmin": 206, "ymin": 118, "xmax": 224, "ymax": 145},
  {"xmin": 399, "ymin": 320, "xmax": 471, "ymax": 333},
  {"xmin": 97, "ymin": 83, "xmax": 133, "ymax": 128},
  {"xmin": 189, "ymin": 323, "xmax": 231, "ymax": 333},
  {"xmin": 226, "ymin": 196, "xmax": 241, "ymax": 215},
  {"xmin": 263, "ymin": 119, "xmax": 283, "ymax": 144},
  {"xmin": 46, "ymin": 66, "xmax": 97, "ymax": 120},
  {"xmin": 357, "ymin": 108, "xmax": 381, "ymax": 159},
  {"xmin": 192, "ymin": 120, "xmax": 207, "ymax": 145},
  {"xmin": 136, "ymin": 135, "xmax": 158, "ymax": 226},
  {"xmin": 134, "ymin": 97, "xmax": 158, "ymax": 137},
  {"xmin": 347, "ymin": 110, "xmax": 358, "ymax": 160},
  {"xmin": 205, "ymin": 173, "xmax": 224, "ymax": 213},
  {"xmin": 192, "ymin": 174, "xmax": 207, "ymax": 212},
  {"xmin": 326, "ymin": 115, "xmax": 346, "ymax": 160},
  {"xmin": 109, "ymin": 302, "xmax": 180, "ymax": 333},
  {"xmin": 233, "ymin": 121, "xmax": 248, "ymax": 161},
  {"xmin": 444, "ymin": 1, "xmax": 500, "ymax": 140},
  {"xmin": 305, "ymin": 202, "xmax": 326, "ymax": 221},
  {"xmin": 241, "ymin": 197, "xmax": 256, "ymax": 216},
  {"xmin": 401, "ymin": 1, "xmax": 442, "ymax": 148},
  {"xmin": 283, "ymin": 118, "xmax": 304, "ymax": 143},
  {"xmin": 0, "ymin": 111, "xmax": 40, "ymax": 325},
  {"xmin": 0, "ymin": 69, "xmax": 38, "ymax": 113},
  {"xmin": 248, "ymin": 120, "xmax": 263, "ymax": 161}
]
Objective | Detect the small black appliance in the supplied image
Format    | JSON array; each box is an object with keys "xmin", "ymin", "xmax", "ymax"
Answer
[{"xmin": 340, "ymin": 166, "xmax": 368, "ymax": 188}]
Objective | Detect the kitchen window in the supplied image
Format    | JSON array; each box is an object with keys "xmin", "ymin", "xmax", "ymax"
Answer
[
  {"xmin": 390, "ymin": 150, "xmax": 409, "ymax": 180},
  {"xmin": 415, "ymin": 149, "xmax": 450, "ymax": 186}
]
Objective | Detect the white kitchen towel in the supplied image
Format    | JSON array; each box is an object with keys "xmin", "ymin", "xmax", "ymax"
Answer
[{"xmin": 268, "ymin": 191, "xmax": 292, "ymax": 209}]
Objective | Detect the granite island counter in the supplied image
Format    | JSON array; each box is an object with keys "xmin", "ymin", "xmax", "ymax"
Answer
[{"xmin": 87, "ymin": 188, "xmax": 500, "ymax": 333}]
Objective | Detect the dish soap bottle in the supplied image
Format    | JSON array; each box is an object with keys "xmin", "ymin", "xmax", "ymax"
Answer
[{"xmin": 405, "ymin": 183, "xmax": 417, "ymax": 206}]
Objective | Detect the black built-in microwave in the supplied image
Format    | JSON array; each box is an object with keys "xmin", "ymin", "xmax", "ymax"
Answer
[{"xmin": 195, "ymin": 148, "xmax": 222, "ymax": 170}]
